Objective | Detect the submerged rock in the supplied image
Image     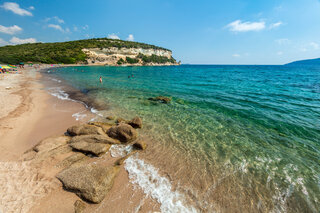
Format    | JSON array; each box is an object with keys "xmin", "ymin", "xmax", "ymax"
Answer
[
  {"xmin": 107, "ymin": 123, "xmax": 138, "ymax": 143},
  {"xmin": 70, "ymin": 142, "xmax": 111, "ymax": 156},
  {"xmin": 127, "ymin": 116, "xmax": 143, "ymax": 129},
  {"xmin": 57, "ymin": 164, "xmax": 120, "ymax": 203},
  {"xmin": 67, "ymin": 124, "xmax": 105, "ymax": 136},
  {"xmin": 74, "ymin": 200, "xmax": 86, "ymax": 213},
  {"xmin": 133, "ymin": 139, "xmax": 147, "ymax": 150},
  {"xmin": 115, "ymin": 117, "xmax": 127, "ymax": 124},
  {"xmin": 148, "ymin": 96, "xmax": 171, "ymax": 104},
  {"xmin": 69, "ymin": 134, "xmax": 120, "ymax": 145},
  {"xmin": 106, "ymin": 116, "xmax": 115, "ymax": 120}
]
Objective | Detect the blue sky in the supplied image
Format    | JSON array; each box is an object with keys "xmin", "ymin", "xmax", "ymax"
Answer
[{"xmin": 0, "ymin": 0, "xmax": 320, "ymax": 64}]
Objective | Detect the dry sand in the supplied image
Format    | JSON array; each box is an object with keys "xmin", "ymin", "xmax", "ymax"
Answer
[{"xmin": 0, "ymin": 66, "xmax": 160, "ymax": 213}]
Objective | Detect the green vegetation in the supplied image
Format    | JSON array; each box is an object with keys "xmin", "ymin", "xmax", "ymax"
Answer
[
  {"xmin": 125, "ymin": 56, "xmax": 139, "ymax": 64},
  {"xmin": 0, "ymin": 38, "xmax": 172, "ymax": 64},
  {"xmin": 137, "ymin": 53, "xmax": 176, "ymax": 64},
  {"xmin": 117, "ymin": 58, "xmax": 125, "ymax": 65}
]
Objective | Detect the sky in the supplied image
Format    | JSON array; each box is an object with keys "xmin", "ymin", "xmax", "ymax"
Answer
[{"xmin": 0, "ymin": 0, "xmax": 320, "ymax": 65}]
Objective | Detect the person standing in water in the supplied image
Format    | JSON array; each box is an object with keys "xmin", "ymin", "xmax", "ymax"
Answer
[{"xmin": 99, "ymin": 76, "xmax": 102, "ymax": 83}]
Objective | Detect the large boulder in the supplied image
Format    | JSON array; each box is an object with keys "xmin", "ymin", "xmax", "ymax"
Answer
[
  {"xmin": 56, "ymin": 153, "xmax": 88, "ymax": 169},
  {"xmin": 127, "ymin": 116, "xmax": 142, "ymax": 129},
  {"xmin": 148, "ymin": 96, "xmax": 171, "ymax": 104},
  {"xmin": 33, "ymin": 136, "xmax": 71, "ymax": 153},
  {"xmin": 57, "ymin": 164, "xmax": 120, "ymax": 203},
  {"xmin": 69, "ymin": 134, "xmax": 120, "ymax": 145},
  {"xmin": 67, "ymin": 124, "xmax": 105, "ymax": 136},
  {"xmin": 106, "ymin": 123, "xmax": 138, "ymax": 143},
  {"xmin": 70, "ymin": 142, "xmax": 111, "ymax": 156}
]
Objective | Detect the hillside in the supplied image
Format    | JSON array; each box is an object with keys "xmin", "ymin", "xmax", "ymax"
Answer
[
  {"xmin": 0, "ymin": 38, "xmax": 179, "ymax": 66},
  {"xmin": 286, "ymin": 57, "xmax": 320, "ymax": 66}
]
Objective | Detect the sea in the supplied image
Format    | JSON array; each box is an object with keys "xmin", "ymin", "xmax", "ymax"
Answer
[{"xmin": 44, "ymin": 65, "xmax": 320, "ymax": 213}]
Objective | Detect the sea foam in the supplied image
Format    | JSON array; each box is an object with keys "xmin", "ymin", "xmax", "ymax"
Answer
[{"xmin": 124, "ymin": 156, "xmax": 198, "ymax": 213}]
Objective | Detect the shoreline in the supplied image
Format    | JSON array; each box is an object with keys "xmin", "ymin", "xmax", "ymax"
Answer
[{"xmin": 0, "ymin": 66, "xmax": 163, "ymax": 212}]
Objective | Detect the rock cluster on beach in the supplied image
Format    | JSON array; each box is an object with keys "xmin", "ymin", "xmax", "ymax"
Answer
[{"xmin": 21, "ymin": 115, "xmax": 147, "ymax": 211}]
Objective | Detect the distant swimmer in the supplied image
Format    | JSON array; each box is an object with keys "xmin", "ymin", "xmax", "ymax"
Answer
[
  {"xmin": 99, "ymin": 76, "xmax": 102, "ymax": 83},
  {"xmin": 131, "ymin": 74, "xmax": 134, "ymax": 77},
  {"xmin": 128, "ymin": 76, "xmax": 130, "ymax": 78}
]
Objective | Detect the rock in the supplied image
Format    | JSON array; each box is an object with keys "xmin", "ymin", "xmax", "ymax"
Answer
[
  {"xmin": 88, "ymin": 122, "xmax": 112, "ymax": 133},
  {"xmin": 133, "ymin": 139, "xmax": 147, "ymax": 150},
  {"xmin": 114, "ymin": 150, "xmax": 138, "ymax": 165},
  {"xmin": 148, "ymin": 96, "xmax": 171, "ymax": 104},
  {"xmin": 127, "ymin": 116, "xmax": 142, "ymax": 129},
  {"xmin": 56, "ymin": 153, "xmax": 88, "ymax": 169},
  {"xmin": 69, "ymin": 134, "xmax": 120, "ymax": 145},
  {"xmin": 57, "ymin": 164, "xmax": 120, "ymax": 203},
  {"xmin": 33, "ymin": 136, "xmax": 71, "ymax": 153},
  {"xmin": 107, "ymin": 123, "xmax": 138, "ymax": 143},
  {"xmin": 70, "ymin": 142, "xmax": 111, "ymax": 156},
  {"xmin": 106, "ymin": 116, "xmax": 115, "ymax": 120},
  {"xmin": 115, "ymin": 117, "xmax": 127, "ymax": 124},
  {"xmin": 67, "ymin": 124, "xmax": 105, "ymax": 136},
  {"xmin": 74, "ymin": 200, "xmax": 86, "ymax": 213}
]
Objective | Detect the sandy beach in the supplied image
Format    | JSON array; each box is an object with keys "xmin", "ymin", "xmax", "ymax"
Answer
[{"xmin": 0, "ymin": 66, "xmax": 160, "ymax": 213}]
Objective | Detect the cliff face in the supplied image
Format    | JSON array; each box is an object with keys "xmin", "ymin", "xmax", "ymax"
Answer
[{"xmin": 82, "ymin": 47, "xmax": 179, "ymax": 66}]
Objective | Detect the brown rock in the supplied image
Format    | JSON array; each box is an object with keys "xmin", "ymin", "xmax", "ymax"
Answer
[
  {"xmin": 106, "ymin": 116, "xmax": 115, "ymax": 120},
  {"xmin": 114, "ymin": 150, "xmax": 138, "ymax": 165},
  {"xmin": 115, "ymin": 117, "xmax": 127, "ymax": 124},
  {"xmin": 74, "ymin": 200, "xmax": 86, "ymax": 213},
  {"xmin": 69, "ymin": 134, "xmax": 120, "ymax": 145},
  {"xmin": 107, "ymin": 123, "xmax": 138, "ymax": 143},
  {"xmin": 56, "ymin": 153, "xmax": 88, "ymax": 169},
  {"xmin": 127, "ymin": 116, "xmax": 143, "ymax": 129},
  {"xmin": 148, "ymin": 96, "xmax": 171, "ymax": 104},
  {"xmin": 88, "ymin": 122, "xmax": 112, "ymax": 133},
  {"xmin": 67, "ymin": 124, "xmax": 105, "ymax": 136},
  {"xmin": 57, "ymin": 164, "xmax": 120, "ymax": 203},
  {"xmin": 70, "ymin": 142, "xmax": 111, "ymax": 156},
  {"xmin": 133, "ymin": 139, "xmax": 147, "ymax": 150},
  {"xmin": 33, "ymin": 136, "xmax": 71, "ymax": 153}
]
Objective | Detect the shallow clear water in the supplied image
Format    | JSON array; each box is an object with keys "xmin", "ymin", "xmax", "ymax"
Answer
[{"xmin": 48, "ymin": 65, "xmax": 320, "ymax": 212}]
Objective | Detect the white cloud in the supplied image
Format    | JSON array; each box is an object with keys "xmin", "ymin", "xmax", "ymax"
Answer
[
  {"xmin": 10, "ymin": 36, "xmax": 37, "ymax": 44},
  {"xmin": 277, "ymin": 51, "xmax": 283, "ymax": 55},
  {"xmin": 1, "ymin": 2, "xmax": 32, "ymax": 16},
  {"xmin": 269, "ymin": 22, "xmax": 283, "ymax": 29},
  {"xmin": 275, "ymin": 38, "xmax": 290, "ymax": 45},
  {"xmin": 29, "ymin": 6, "xmax": 35, "ymax": 10},
  {"xmin": 0, "ymin": 38, "xmax": 9, "ymax": 46},
  {"xmin": 44, "ymin": 16, "xmax": 64, "ymax": 24},
  {"xmin": 82, "ymin": 25, "xmax": 89, "ymax": 30},
  {"xmin": 309, "ymin": 42, "xmax": 319, "ymax": 50},
  {"xmin": 73, "ymin": 26, "xmax": 78, "ymax": 32},
  {"xmin": 226, "ymin": 20, "xmax": 265, "ymax": 32},
  {"xmin": 0, "ymin": 25, "xmax": 22, "ymax": 35},
  {"xmin": 108, "ymin": 33, "xmax": 120, "ymax": 40},
  {"xmin": 53, "ymin": 16, "xmax": 64, "ymax": 24},
  {"xmin": 48, "ymin": 24, "xmax": 64, "ymax": 32},
  {"xmin": 126, "ymin": 34, "xmax": 134, "ymax": 41},
  {"xmin": 232, "ymin": 54, "xmax": 241, "ymax": 58}
]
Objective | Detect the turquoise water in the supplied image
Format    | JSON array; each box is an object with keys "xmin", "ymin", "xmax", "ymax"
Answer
[{"xmin": 48, "ymin": 65, "xmax": 319, "ymax": 212}]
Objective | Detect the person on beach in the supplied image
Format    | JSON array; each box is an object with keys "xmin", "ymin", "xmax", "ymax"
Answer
[{"xmin": 99, "ymin": 76, "xmax": 102, "ymax": 83}]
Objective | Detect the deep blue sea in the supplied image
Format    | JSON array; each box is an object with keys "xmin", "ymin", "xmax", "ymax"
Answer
[{"xmin": 46, "ymin": 65, "xmax": 320, "ymax": 212}]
